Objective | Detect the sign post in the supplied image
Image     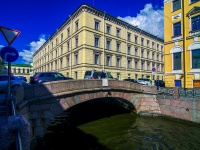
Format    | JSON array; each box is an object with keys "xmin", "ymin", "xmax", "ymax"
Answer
[
  {"xmin": 0, "ymin": 26, "xmax": 20, "ymax": 97},
  {"xmin": 152, "ymin": 68, "xmax": 156, "ymax": 86}
]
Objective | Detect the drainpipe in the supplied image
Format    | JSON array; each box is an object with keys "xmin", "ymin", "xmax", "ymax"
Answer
[
  {"xmin": 182, "ymin": 0, "xmax": 187, "ymax": 88},
  {"xmin": 69, "ymin": 15, "xmax": 73, "ymax": 77},
  {"xmin": 103, "ymin": 11, "xmax": 106, "ymax": 71}
]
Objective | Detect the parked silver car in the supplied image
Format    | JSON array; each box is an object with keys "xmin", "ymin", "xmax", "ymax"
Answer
[{"xmin": 0, "ymin": 74, "xmax": 27, "ymax": 93}]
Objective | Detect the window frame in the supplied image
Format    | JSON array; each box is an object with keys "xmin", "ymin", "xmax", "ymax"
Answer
[
  {"xmin": 191, "ymin": 15, "xmax": 200, "ymax": 31},
  {"xmin": 173, "ymin": 0, "xmax": 181, "ymax": 12},
  {"xmin": 173, "ymin": 21, "xmax": 182, "ymax": 37}
]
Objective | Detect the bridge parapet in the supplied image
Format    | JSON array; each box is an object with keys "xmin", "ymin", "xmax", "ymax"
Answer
[{"xmin": 14, "ymin": 79, "xmax": 157, "ymax": 107}]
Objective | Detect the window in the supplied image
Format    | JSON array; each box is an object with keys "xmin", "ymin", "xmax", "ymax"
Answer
[
  {"xmin": 74, "ymin": 53, "xmax": 78, "ymax": 65},
  {"xmin": 147, "ymin": 40, "xmax": 150, "ymax": 47},
  {"xmin": 141, "ymin": 38, "xmax": 144, "ymax": 46},
  {"xmin": 127, "ymin": 59, "xmax": 131, "ymax": 68},
  {"xmin": 157, "ymin": 44, "xmax": 159, "ymax": 50},
  {"xmin": 191, "ymin": 0, "xmax": 198, "ymax": 4},
  {"xmin": 61, "ymin": 45, "xmax": 63, "ymax": 55},
  {"xmin": 116, "ymin": 42, "xmax": 120, "ymax": 52},
  {"xmin": 55, "ymin": 60, "xmax": 57, "ymax": 70},
  {"xmin": 94, "ymin": 54, "xmax": 99, "ymax": 64},
  {"xmin": 66, "ymin": 56, "xmax": 70, "ymax": 67},
  {"xmin": 106, "ymin": 40, "xmax": 111, "ymax": 50},
  {"xmin": 192, "ymin": 49, "xmax": 200, "ymax": 68},
  {"xmin": 135, "ymin": 61, "xmax": 138, "ymax": 69},
  {"xmin": 61, "ymin": 33, "xmax": 63, "ymax": 42},
  {"xmin": 75, "ymin": 37, "xmax": 78, "ymax": 48},
  {"xmin": 192, "ymin": 15, "xmax": 200, "ymax": 31},
  {"xmin": 56, "ymin": 49, "xmax": 58, "ymax": 57},
  {"xmin": 94, "ymin": 37, "xmax": 100, "ymax": 47},
  {"xmin": 161, "ymin": 46, "xmax": 163, "ymax": 52},
  {"xmin": 106, "ymin": 25, "xmax": 111, "ymax": 34},
  {"xmin": 147, "ymin": 51, "xmax": 149, "ymax": 59},
  {"xmin": 173, "ymin": 22, "xmax": 181, "ymax": 37},
  {"xmin": 127, "ymin": 46, "xmax": 131, "ymax": 55},
  {"xmin": 95, "ymin": 20, "xmax": 100, "ymax": 30},
  {"xmin": 135, "ymin": 36, "xmax": 138, "ymax": 44},
  {"xmin": 152, "ymin": 42, "xmax": 154, "ymax": 49},
  {"xmin": 135, "ymin": 47, "xmax": 138, "ymax": 56},
  {"xmin": 173, "ymin": 0, "xmax": 181, "ymax": 12},
  {"xmin": 60, "ymin": 58, "xmax": 63, "ymax": 68},
  {"xmin": 106, "ymin": 56, "xmax": 111, "ymax": 66},
  {"xmin": 116, "ymin": 28, "xmax": 120, "ymax": 37},
  {"xmin": 173, "ymin": 52, "xmax": 181, "ymax": 70},
  {"xmin": 141, "ymin": 62, "xmax": 144, "ymax": 70},
  {"xmin": 147, "ymin": 63, "xmax": 150, "ymax": 70},
  {"xmin": 157, "ymin": 54, "xmax": 159, "ymax": 61},
  {"xmin": 127, "ymin": 33, "xmax": 131, "ymax": 41},
  {"xmin": 75, "ymin": 21, "xmax": 79, "ymax": 31},
  {"xmin": 152, "ymin": 52, "xmax": 155, "ymax": 59},
  {"xmin": 141, "ymin": 50, "xmax": 144, "ymax": 57},
  {"xmin": 67, "ymin": 28, "xmax": 70, "ymax": 37},
  {"xmin": 56, "ymin": 38, "xmax": 58, "ymax": 45},
  {"xmin": 67, "ymin": 41, "xmax": 70, "ymax": 52},
  {"xmin": 116, "ymin": 57, "xmax": 121, "ymax": 67}
]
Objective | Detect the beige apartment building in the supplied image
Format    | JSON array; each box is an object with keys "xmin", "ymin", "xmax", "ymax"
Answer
[{"xmin": 33, "ymin": 4, "xmax": 164, "ymax": 80}]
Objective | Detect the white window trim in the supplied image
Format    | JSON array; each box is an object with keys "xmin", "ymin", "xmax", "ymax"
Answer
[
  {"xmin": 170, "ymin": 45, "xmax": 183, "ymax": 73},
  {"xmin": 189, "ymin": 40, "xmax": 200, "ymax": 72}
]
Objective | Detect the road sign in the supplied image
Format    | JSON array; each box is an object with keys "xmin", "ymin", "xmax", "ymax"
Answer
[
  {"xmin": 0, "ymin": 46, "xmax": 19, "ymax": 62},
  {"xmin": 0, "ymin": 26, "xmax": 20, "ymax": 45},
  {"xmin": 152, "ymin": 68, "xmax": 156, "ymax": 72}
]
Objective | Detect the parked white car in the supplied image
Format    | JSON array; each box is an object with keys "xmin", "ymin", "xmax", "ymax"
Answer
[{"xmin": 137, "ymin": 78, "xmax": 152, "ymax": 85}]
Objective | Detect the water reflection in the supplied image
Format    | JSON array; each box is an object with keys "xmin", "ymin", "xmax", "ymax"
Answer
[{"xmin": 34, "ymin": 97, "xmax": 200, "ymax": 150}]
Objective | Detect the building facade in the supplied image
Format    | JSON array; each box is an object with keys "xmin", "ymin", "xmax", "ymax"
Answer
[
  {"xmin": 164, "ymin": 0, "xmax": 200, "ymax": 88},
  {"xmin": 33, "ymin": 4, "xmax": 164, "ymax": 80},
  {"xmin": 3, "ymin": 63, "xmax": 32, "ymax": 82}
]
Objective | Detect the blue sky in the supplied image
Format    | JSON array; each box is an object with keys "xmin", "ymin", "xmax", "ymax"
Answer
[{"xmin": 0, "ymin": 0, "xmax": 164, "ymax": 64}]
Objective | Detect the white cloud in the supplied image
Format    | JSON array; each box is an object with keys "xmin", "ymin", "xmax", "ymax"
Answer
[
  {"xmin": 118, "ymin": 3, "xmax": 164, "ymax": 39},
  {"xmin": 19, "ymin": 35, "xmax": 46, "ymax": 63}
]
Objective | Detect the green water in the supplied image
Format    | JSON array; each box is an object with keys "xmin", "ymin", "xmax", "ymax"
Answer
[
  {"xmin": 35, "ymin": 97, "xmax": 200, "ymax": 150},
  {"xmin": 78, "ymin": 113, "xmax": 200, "ymax": 150}
]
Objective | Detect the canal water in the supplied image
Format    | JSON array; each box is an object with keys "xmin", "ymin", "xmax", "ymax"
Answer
[{"xmin": 34, "ymin": 97, "xmax": 200, "ymax": 150}]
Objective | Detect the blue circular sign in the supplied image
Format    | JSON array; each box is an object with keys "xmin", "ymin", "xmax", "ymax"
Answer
[
  {"xmin": 0, "ymin": 46, "xmax": 19, "ymax": 62},
  {"xmin": 152, "ymin": 68, "xmax": 156, "ymax": 72}
]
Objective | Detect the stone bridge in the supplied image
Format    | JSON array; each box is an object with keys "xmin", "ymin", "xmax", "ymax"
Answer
[{"xmin": 12, "ymin": 79, "xmax": 200, "ymax": 149}]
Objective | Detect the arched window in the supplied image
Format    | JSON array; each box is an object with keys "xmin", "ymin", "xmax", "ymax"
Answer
[{"xmin": 189, "ymin": 40, "xmax": 200, "ymax": 69}]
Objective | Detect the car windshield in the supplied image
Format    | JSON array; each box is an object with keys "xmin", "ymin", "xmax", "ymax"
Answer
[{"xmin": 138, "ymin": 78, "xmax": 150, "ymax": 81}]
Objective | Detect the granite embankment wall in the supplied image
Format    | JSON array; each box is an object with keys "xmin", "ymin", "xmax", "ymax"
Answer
[{"xmin": 157, "ymin": 87, "xmax": 200, "ymax": 123}]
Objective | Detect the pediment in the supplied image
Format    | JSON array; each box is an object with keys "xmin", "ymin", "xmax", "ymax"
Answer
[
  {"xmin": 170, "ymin": 46, "xmax": 183, "ymax": 53},
  {"xmin": 187, "ymin": 6, "xmax": 200, "ymax": 18}
]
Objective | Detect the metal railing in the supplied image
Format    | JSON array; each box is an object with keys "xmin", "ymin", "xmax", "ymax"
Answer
[{"xmin": 10, "ymin": 93, "xmax": 23, "ymax": 150}]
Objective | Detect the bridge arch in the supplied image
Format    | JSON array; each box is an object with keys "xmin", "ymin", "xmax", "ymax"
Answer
[{"xmin": 13, "ymin": 79, "xmax": 159, "ymax": 148}]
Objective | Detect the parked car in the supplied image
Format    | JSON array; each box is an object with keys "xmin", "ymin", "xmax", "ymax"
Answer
[
  {"xmin": 155, "ymin": 80, "xmax": 165, "ymax": 87},
  {"xmin": 123, "ymin": 78, "xmax": 140, "ymax": 84},
  {"xmin": 137, "ymin": 78, "xmax": 152, "ymax": 85},
  {"xmin": 30, "ymin": 72, "xmax": 73, "ymax": 84},
  {"xmin": 0, "ymin": 74, "xmax": 27, "ymax": 93},
  {"xmin": 15, "ymin": 76, "xmax": 27, "ymax": 82},
  {"xmin": 84, "ymin": 70, "xmax": 114, "ymax": 79}
]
